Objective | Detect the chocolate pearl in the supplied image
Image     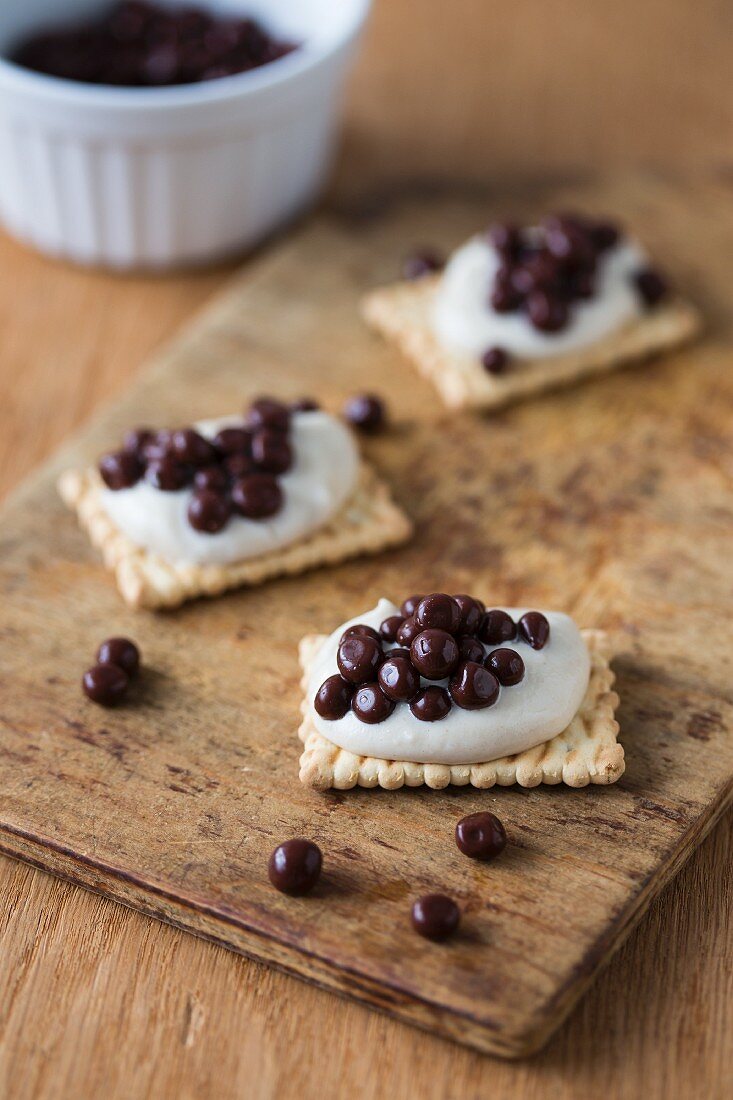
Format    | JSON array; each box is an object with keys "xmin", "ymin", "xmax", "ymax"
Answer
[
  {"xmin": 343, "ymin": 394, "xmax": 385, "ymax": 434},
  {"xmin": 396, "ymin": 616, "xmax": 421, "ymax": 647},
  {"xmin": 411, "ymin": 895, "xmax": 460, "ymax": 941},
  {"xmin": 453, "ymin": 594, "xmax": 483, "ymax": 636},
  {"xmin": 142, "ymin": 429, "xmax": 174, "ymax": 461},
  {"xmin": 122, "ymin": 427, "xmax": 153, "ymax": 454},
  {"xmin": 188, "ymin": 489, "xmax": 232, "ymax": 534},
  {"xmin": 82, "ymin": 663, "xmax": 129, "ymax": 706},
  {"xmin": 291, "ymin": 397, "xmax": 320, "ymax": 413},
  {"xmin": 481, "ymin": 346, "xmax": 510, "ymax": 375},
  {"xmin": 518, "ymin": 611, "xmax": 550, "ymax": 650},
  {"xmin": 449, "ymin": 662, "xmax": 499, "ymax": 710},
  {"xmin": 590, "ymin": 221, "xmax": 620, "ymax": 251},
  {"xmin": 402, "ymin": 249, "xmax": 444, "ymax": 280},
  {"xmin": 314, "ymin": 675, "xmax": 353, "ymax": 720},
  {"xmin": 386, "ymin": 646, "xmax": 411, "ymax": 660},
  {"xmin": 409, "ymin": 685, "xmax": 452, "ymax": 722},
  {"xmin": 378, "ymin": 655, "xmax": 420, "ymax": 703},
  {"xmin": 487, "ymin": 222, "xmax": 520, "ymax": 257},
  {"xmin": 634, "ymin": 268, "xmax": 668, "ymax": 307},
  {"xmin": 251, "ymin": 429, "xmax": 293, "ymax": 474},
  {"xmin": 194, "ymin": 464, "xmax": 228, "ymax": 492},
  {"xmin": 379, "ymin": 615, "xmax": 404, "ymax": 642},
  {"xmin": 340, "ymin": 623, "xmax": 383, "ymax": 646},
  {"xmin": 213, "ymin": 426, "xmax": 252, "ymax": 456},
  {"xmin": 480, "ymin": 609, "xmax": 516, "ymax": 645},
  {"xmin": 351, "ymin": 682, "xmax": 395, "ymax": 724},
  {"xmin": 224, "ymin": 452, "xmax": 256, "ymax": 479},
  {"xmin": 401, "ymin": 594, "xmax": 424, "ymax": 617},
  {"xmin": 337, "ymin": 636, "xmax": 384, "ymax": 684},
  {"xmin": 96, "ymin": 637, "xmax": 140, "ymax": 677},
  {"xmin": 171, "ymin": 428, "xmax": 217, "ymax": 467},
  {"xmin": 415, "ymin": 593, "xmax": 461, "ymax": 634},
  {"xmin": 458, "ymin": 635, "xmax": 484, "ymax": 664},
  {"xmin": 231, "ymin": 474, "xmax": 282, "ymax": 519},
  {"xmin": 145, "ymin": 456, "xmax": 191, "ymax": 491},
  {"xmin": 486, "ymin": 647, "xmax": 525, "ymax": 686},
  {"xmin": 526, "ymin": 289, "xmax": 569, "ymax": 333},
  {"xmin": 98, "ymin": 450, "xmax": 142, "ymax": 490},
  {"xmin": 543, "ymin": 215, "xmax": 595, "ymax": 266},
  {"xmin": 268, "ymin": 839, "xmax": 322, "ymax": 896},
  {"xmin": 455, "ymin": 812, "xmax": 507, "ymax": 860},
  {"xmin": 411, "ymin": 629, "xmax": 460, "ymax": 680},
  {"xmin": 490, "ymin": 279, "xmax": 521, "ymax": 313},
  {"xmin": 245, "ymin": 397, "xmax": 290, "ymax": 432}
]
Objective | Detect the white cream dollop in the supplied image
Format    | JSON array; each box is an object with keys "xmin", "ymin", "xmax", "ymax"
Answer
[
  {"xmin": 308, "ymin": 599, "xmax": 590, "ymax": 765},
  {"xmin": 432, "ymin": 233, "xmax": 647, "ymax": 359},
  {"xmin": 100, "ymin": 411, "xmax": 359, "ymax": 566}
]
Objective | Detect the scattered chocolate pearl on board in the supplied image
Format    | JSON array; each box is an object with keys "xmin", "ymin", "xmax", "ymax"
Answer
[
  {"xmin": 343, "ymin": 394, "xmax": 386, "ymax": 433},
  {"xmin": 267, "ymin": 840, "xmax": 322, "ymax": 896},
  {"xmin": 96, "ymin": 637, "xmax": 140, "ymax": 678},
  {"xmin": 411, "ymin": 895, "xmax": 461, "ymax": 941},
  {"xmin": 455, "ymin": 812, "xmax": 508, "ymax": 860},
  {"xmin": 82, "ymin": 663, "xmax": 129, "ymax": 707},
  {"xmin": 481, "ymin": 346, "xmax": 510, "ymax": 375}
]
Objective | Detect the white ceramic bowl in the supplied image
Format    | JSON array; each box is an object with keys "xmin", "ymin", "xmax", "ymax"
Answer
[{"xmin": 0, "ymin": 0, "xmax": 370, "ymax": 268}]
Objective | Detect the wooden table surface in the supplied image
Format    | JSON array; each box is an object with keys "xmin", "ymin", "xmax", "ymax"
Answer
[{"xmin": 0, "ymin": 178, "xmax": 731, "ymax": 1098}]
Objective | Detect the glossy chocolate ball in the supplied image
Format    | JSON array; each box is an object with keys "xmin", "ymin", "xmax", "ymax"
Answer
[
  {"xmin": 458, "ymin": 635, "xmax": 485, "ymax": 664},
  {"xmin": 268, "ymin": 839, "xmax": 322, "ymax": 896},
  {"xmin": 246, "ymin": 397, "xmax": 290, "ymax": 432},
  {"xmin": 98, "ymin": 450, "xmax": 142, "ymax": 490},
  {"xmin": 96, "ymin": 637, "xmax": 140, "ymax": 678},
  {"xmin": 481, "ymin": 346, "xmax": 510, "ymax": 375},
  {"xmin": 122, "ymin": 427, "xmax": 153, "ymax": 454},
  {"xmin": 634, "ymin": 268, "xmax": 668, "ymax": 307},
  {"xmin": 251, "ymin": 428, "xmax": 293, "ymax": 474},
  {"xmin": 291, "ymin": 397, "xmax": 320, "ymax": 413},
  {"xmin": 455, "ymin": 812, "xmax": 507, "ymax": 860},
  {"xmin": 452, "ymin": 594, "xmax": 483, "ymax": 636},
  {"xmin": 231, "ymin": 474, "xmax": 282, "ymax": 519},
  {"xmin": 410, "ymin": 629, "xmax": 460, "ymax": 680},
  {"xmin": 415, "ymin": 593, "xmax": 461, "ymax": 633},
  {"xmin": 343, "ymin": 394, "xmax": 385, "ymax": 434},
  {"xmin": 213, "ymin": 426, "xmax": 252, "ymax": 456},
  {"xmin": 351, "ymin": 682, "xmax": 395, "ymax": 724},
  {"xmin": 449, "ymin": 661, "xmax": 499, "ymax": 710},
  {"xmin": 82, "ymin": 663, "xmax": 129, "ymax": 706},
  {"xmin": 314, "ymin": 675, "xmax": 353, "ymax": 720},
  {"xmin": 518, "ymin": 611, "xmax": 550, "ymax": 650},
  {"xmin": 188, "ymin": 489, "xmax": 232, "ymax": 533},
  {"xmin": 396, "ymin": 616, "xmax": 421, "ymax": 647},
  {"xmin": 193, "ymin": 465, "xmax": 228, "ymax": 492},
  {"xmin": 145, "ymin": 456, "xmax": 191, "ymax": 491},
  {"xmin": 486, "ymin": 647, "xmax": 525, "ymax": 686},
  {"xmin": 378, "ymin": 656, "xmax": 420, "ymax": 703},
  {"xmin": 337, "ymin": 636, "xmax": 384, "ymax": 684},
  {"xmin": 409, "ymin": 686, "xmax": 452, "ymax": 722},
  {"xmin": 401, "ymin": 594, "xmax": 424, "ymax": 617},
  {"xmin": 411, "ymin": 895, "xmax": 460, "ymax": 941},
  {"xmin": 526, "ymin": 289, "xmax": 569, "ymax": 333},
  {"xmin": 379, "ymin": 615, "xmax": 404, "ymax": 642},
  {"xmin": 171, "ymin": 428, "xmax": 217, "ymax": 467},
  {"xmin": 480, "ymin": 609, "xmax": 516, "ymax": 645},
  {"xmin": 340, "ymin": 624, "xmax": 383, "ymax": 647}
]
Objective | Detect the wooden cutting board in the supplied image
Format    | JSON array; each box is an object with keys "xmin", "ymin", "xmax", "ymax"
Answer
[{"xmin": 1, "ymin": 175, "xmax": 732, "ymax": 1059}]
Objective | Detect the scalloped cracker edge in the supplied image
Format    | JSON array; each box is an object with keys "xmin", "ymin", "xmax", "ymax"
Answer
[
  {"xmin": 58, "ymin": 465, "xmax": 412, "ymax": 611},
  {"xmin": 362, "ymin": 275, "xmax": 701, "ymax": 410},
  {"xmin": 298, "ymin": 630, "xmax": 623, "ymax": 790}
]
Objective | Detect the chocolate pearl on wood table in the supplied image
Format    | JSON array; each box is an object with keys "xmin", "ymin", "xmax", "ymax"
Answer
[
  {"xmin": 401, "ymin": 594, "xmax": 424, "ymax": 618},
  {"xmin": 96, "ymin": 637, "xmax": 140, "ymax": 678},
  {"xmin": 82, "ymin": 664, "xmax": 129, "ymax": 707},
  {"xmin": 98, "ymin": 450, "xmax": 142, "ymax": 490},
  {"xmin": 290, "ymin": 397, "xmax": 320, "ymax": 413},
  {"xmin": 634, "ymin": 268, "xmax": 668, "ymax": 307},
  {"xmin": 231, "ymin": 474, "xmax": 282, "ymax": 519},
  {"xmin": 480, "ymin": 609, "xmax": 516, "ymax": 645},
  {"xmin": 170, "ymin": 428, "xmax": 217, "ymax": 467},
  {"xmin": 411, "ymin": 895, "xmax": 460, "ymax": 941},
  {"xmin": 337, "ymin": 636, "xmax": 384, "ymax": 684},
  {"xmin": 518, "ymin": 611, "xmax": 550, "ymax": 650},
  {"xmin": 411, "ymin": 630, "xmax": 460, "ymax": 680},
  {"xmin": 415, "ymin": 593, "xmax": 461, "ymax": 633},
  {"xmin": 410, "ymin": 686, "xmax": 452, "ymax": 722},
  {"xmin": 486, "ymin": 647, "xmax": 525, "ymax": 686},
  {"xmin": 458, "ymin": 635, "xmax": 484, "ymax": 664},
  {"xmin": 396, "ymin": 616, "xmax": 422, "ymax": 647},
  {"xmin": 455, "ymin": 812, "xmax": 507, "ymax": 860},
  {"xmin": 245, "ymin": 397, "xmax": 291, "ymax": 432},
  {"xmin": 188, "ymin": 489, "xmax": 232, "ymax": 534},
  {"xmin": 351, "ymin": 683, "xmax": 395, "ymax": 724},
  {"xmin": 343, "ymin": 394, "xmax": 385, "ymax": 434},
  {"xmin": 449, "ymin": 662, "xmax": 500, "ymax": 710},
  {"xmin": 251, "ymin": 429, "xmax": 293, "ymax": 474},
  {"xmin": 268, "ymin": 839, "xmax": 322, "ymax": 896},
  {"xmin": 378, "ymin": 655, "xmax": 420, "ymax": 703},
  {"xmin": 145, "ymin": 456, "xmax": 191, "ymax": 491},
  {"xmin": 481, "ymin": 346, "xmax": 510, "ymax": 376},
  {"xmin": 193, "ymin": 465, "xmax": 228, "ymax": 492},
  {"xmin": 402, "ymin": 249, "xmax": 444, "ymax": 281},
  {"xmin": 379, "ymin": 615, "xmax": 404, "ymax": 642},
  {"xmin": 314, "ymin": 675, "xmax": 353, "ymax": 720},
  {"xmin": 340, "ymin": 624, "xmax": 383, "ymax": 646},
  {"xmin": 453, "ymin": 594, "xmax": 483, "ymax": 636},
  {"xmin": 213, "ymin": 426, "xmax": 252, "ymax": 456}
]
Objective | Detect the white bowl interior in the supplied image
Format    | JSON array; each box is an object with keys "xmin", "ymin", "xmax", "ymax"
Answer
[{"xmin": 0, "ymin": 0, "xmax": 366, "ymax": 61}]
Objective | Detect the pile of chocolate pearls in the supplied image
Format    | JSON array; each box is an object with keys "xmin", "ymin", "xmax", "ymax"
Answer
[{"xmin": 315, "ymin": 593, "xmax": 550, "ymax": 726}]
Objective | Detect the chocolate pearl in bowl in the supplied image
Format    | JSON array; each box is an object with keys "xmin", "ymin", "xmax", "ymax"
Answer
[
  {"xmin": 415, "ymin": 593, "xmax": 461, "ymax": 634},
  {"xmin": 480, "ymin": 609, "xmax": 516, "ymax": 646},
  {"xmin": 268, "ymin": 839, "xmax": 322, "ymax": 896},
  {"xmin": 99, "ymin": 450, "xmax": 143, "ymax": 490},
  {"xmin": 410, "ymin": 686, "xmax": 452, "ymax": 722},
  {"xmin": 337, "ymin": 636, "xmax": 384, "ymax": 685},
  {"xmin": 486, "ymin": 648, "xmax": 525, "ymax": 686},
  {"xmin": 96, "ymin": 637, "xmax": 140, "ymax": 678},
  {"xmin": 343, "ymin": 394, "xmax": 385, "ymax": 434},
  {"xmin": 378, "ymin": 656, "xmax": 420, "ymax": 703},
  {"xmin": 410, "ymin": 629, "xmax": 460, "ymax": 680},
  {"xmin": 314, "ymin": 675, "xmax": 353, "ymax": 720},
  {"xmin": 82, "ymin": 664, "xmax": 129, "ymax": 707},
  {"xmin": 518, "ymin": 611, "xmax": 550, "ymax": 650},
  {"xmin": 411, "ymin": 895, "xmax": 460, "ymax": 941},
  {"xmin": 455, "ymin": 812, "xmax": 507, "ymax": 860},
  {"xmin": 351, "ymin": 683, "xmax": 395, "ymax": 724},
  {"xmin": 379, "ymin": 615, "xmax": 404, "ymax": 643},
  {"xmin": 231, "ymin": 474, "xmax": 282, "ymax": 519},
  {"xmin": 188, "ymin": 490, "xmax": 232, "ymax": 534},
  {"xmin": 449, "ymin": 662, "xmax": 499, "ymax": 710}
]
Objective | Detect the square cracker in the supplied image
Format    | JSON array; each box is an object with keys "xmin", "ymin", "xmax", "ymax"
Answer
[
  {"xmin": 362, "ymin": 275, "xmax": 701, "ymax": 411},
  {"xmin": 58, "ymin": 465, "xmax": 412, "ymax": 611},
  {"xmin": 298, "ymin": 630, "xmax": 623, "ymax": 790}
]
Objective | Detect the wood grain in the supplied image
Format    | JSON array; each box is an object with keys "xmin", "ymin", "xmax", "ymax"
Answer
[{"xmin": 1, "ymin": 176, "xmax": 733, "ymax": 1070}]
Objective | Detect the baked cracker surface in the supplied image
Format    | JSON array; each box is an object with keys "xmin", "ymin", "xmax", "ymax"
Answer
[
  {"xmin": 362, "ymin": 275, "xmax": 701, "ymax": 410},
  {"xmin": 298, "ymin": 630, "xmax": 623, "ymax": 790},
  {"xmin": 58, "ymin": 465, "xmax": 412, "ymax": 611}
]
